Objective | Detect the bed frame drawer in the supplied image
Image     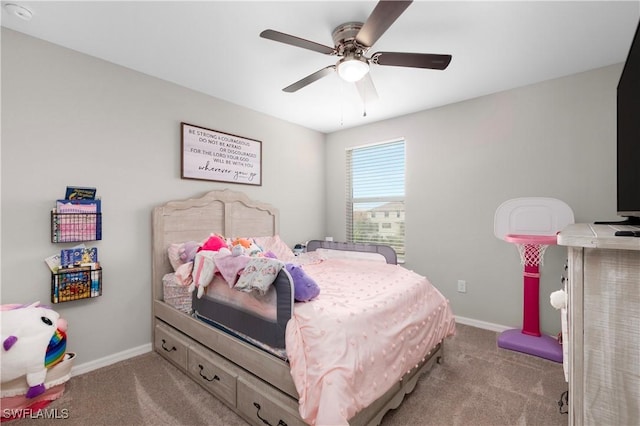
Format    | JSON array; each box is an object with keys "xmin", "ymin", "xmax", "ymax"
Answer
[
  {"xmin": 188, "ymin": 343, "xmax": 238, "ymax": 407},
  {"xmin": 237, "ymin": 375, "xmax": 305, "ymax": 426},
  {"xmin": 154, "ymin": 323, "xmax": 190, "ymax": 370}
]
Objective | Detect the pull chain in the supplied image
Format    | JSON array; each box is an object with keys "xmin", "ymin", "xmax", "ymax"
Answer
[
  {"xmin": 340, "ymin": 80, "xmax": 344, "ymax": 126},
  {"xmin": 362, "ymin": 81, "xmax": 367, "ymax": 117}
]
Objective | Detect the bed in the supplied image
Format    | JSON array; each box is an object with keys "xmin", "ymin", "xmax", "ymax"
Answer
[{"xmin": 152, "ymin": 189, "xmax": 455, "ymax": 425}]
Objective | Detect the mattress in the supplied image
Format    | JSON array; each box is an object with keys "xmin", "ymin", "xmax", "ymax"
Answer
[
  {"xmin": 190, "ymin": 254, "xmax": 455, "ymax": 425},
  {"xmin": 287, "ymin": 257, "xmax": 455, "ymax": 424}
]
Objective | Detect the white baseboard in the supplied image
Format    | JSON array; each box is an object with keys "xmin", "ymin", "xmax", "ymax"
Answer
[
  {"xmin": 455, "ymin": 315, "xmax": 510, "ymax": 333},
  {"xmin": 70, "ymin": 343, "xmax": 152, "ymax": 377}
]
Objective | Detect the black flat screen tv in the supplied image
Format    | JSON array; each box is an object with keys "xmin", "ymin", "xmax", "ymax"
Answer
[{"xmin": 616, "ymin": 19, "xmax": 640, "ymax": 224}]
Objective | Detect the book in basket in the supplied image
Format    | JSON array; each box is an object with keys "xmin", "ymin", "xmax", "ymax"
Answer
[{"xmin": 64, "ymin": 186, "xmax": 97, "ymax": 200}]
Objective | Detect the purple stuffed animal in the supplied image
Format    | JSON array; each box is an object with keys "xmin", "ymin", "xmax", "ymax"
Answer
[{"xmin": 285, "ymin": 263, "xmax": 320, "ymax": 302}]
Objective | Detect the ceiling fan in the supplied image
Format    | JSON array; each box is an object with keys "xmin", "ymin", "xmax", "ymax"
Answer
[{"xmin": 259, "ymin": 0, "xmax": 452, "ymax": 103}]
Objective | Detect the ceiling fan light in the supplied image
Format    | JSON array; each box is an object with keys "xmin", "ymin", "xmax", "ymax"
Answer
[{"xmin": 337, "ymin": 57, "xmax": 369, "ymax": 82}]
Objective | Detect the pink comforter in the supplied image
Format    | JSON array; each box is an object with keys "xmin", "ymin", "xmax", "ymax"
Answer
[{"xmin": 285, "ymin": 258, "xmax": 456, "ymax": 425}]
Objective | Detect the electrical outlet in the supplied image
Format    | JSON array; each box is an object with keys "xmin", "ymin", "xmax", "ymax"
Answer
[{"xmin": 457, "ymin": 280, "xmax": 467, "ymax": 293}]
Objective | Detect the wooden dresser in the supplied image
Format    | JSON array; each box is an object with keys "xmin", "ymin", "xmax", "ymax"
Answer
[{"xmin": 557, "ymin": 224, "xmax": 640, "ymax": 426}]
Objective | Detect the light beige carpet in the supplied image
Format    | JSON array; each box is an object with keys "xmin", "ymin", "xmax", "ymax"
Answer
[{"xmin": 6, "ymin": 324, "xmax": 568, "ymax": 426}]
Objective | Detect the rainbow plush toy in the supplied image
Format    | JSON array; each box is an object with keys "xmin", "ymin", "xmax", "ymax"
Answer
[
  {"xmin": 1, "ymin": 302, "xmax": 68, "ymax": 399},
  {"xmin": 44, "ymin": 328, "xmax": 67, "ymax": 369}
]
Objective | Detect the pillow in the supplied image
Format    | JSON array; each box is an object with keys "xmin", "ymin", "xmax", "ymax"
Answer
[
  {"xmin": 174, "ymin": 262, "xmax": 194, "ymax": 287},
  {"xmin": 235, "ymin": 258, "xmax": 284, "ymax": 295},
  {"xmin": 167, "ymin": 239, "xmax": 206, "ymax": 271},
  {"xmin": 162, "ymin": 272, "xmax": 192, "ymax": 313},
  {"xmin": 252, "ymin": 235, "xmax": 296, "ymax": 263},
  {"xmin": 167, "ymin": 243, "xmax": 184, "ymax": 271},
  {"xmin": 314, "ymin": 248, "xmax": 387, "ymax": 263}
]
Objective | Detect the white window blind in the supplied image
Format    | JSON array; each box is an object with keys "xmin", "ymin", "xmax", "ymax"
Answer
[{"xmin": 346, "ymin": 139, "xmax": 405, "ymax": 260}]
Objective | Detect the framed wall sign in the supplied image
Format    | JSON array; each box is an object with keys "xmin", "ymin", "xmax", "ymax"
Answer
[{"xmin": 181, "ymin": 122, "xmax": 262, "ymax": 186}]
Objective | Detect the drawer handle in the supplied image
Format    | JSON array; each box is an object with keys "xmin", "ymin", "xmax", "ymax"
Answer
[
  {"xmin": 558, "ymin": 390, "xmax": 568, "ymax": 414},
  {"xmin": 161, "ymin": 339, "xmax": 176, "ymax": 352},
  {"xmin": 198, "ymin": 364, "xmax": 220, "ymax": 382},
  {"xmin": 253, "ymin": 402, "xmax": 288, "ymax": 426}
]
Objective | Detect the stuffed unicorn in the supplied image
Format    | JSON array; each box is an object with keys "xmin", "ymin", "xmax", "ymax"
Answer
[
  {"xmin": 190, "ymin": 234, "xmax": 230, "ymax": 298},
  {"xmin": 1, "ymin": 302, "xmax": 68, "ymax": 398}
]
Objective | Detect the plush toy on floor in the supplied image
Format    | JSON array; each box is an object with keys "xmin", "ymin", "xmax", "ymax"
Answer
[
  {"xmin": 549, "ymin": 289, "xmax": 567, "ymax": 310},
  {"xmin": 1, "ymin": 302, "xmax": 68, "ymax": 399}
]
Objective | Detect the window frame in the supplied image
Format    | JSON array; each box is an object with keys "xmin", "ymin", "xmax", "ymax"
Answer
[{"xmin": 346, "ymin": 139, "xmax": 406, "ymax": 260}]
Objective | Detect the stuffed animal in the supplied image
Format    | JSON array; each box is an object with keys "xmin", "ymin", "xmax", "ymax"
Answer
[
  {"xmin": 230, "ymin": 238, "xmax": 263, "ymax": 257},
  {"xmin": 179, "ymin": 240, "xmax": 200, "ymax": 263},
  {"xmin": 1, "ymin": 302, "xmax": 68, "ymax": 399},
  {"xmin": 247, "ymin": 242, "xmax": 263, "ymax": 257},
  {"xmin": 231, "ymin": 238, "xmax": 252, "ymax": 250},
  {"xmin": 263, "ymin": 250, "xmax": 278, "ymax": 259},
  {"xmin": 190, "ymin": 234, "xmax": 230, "ymax": 298},
  {"xmin": 285, "ymin": 263, "xmax": 320, "ymax": 302},
  {"xmin": 231, "ymin": 244, "xmax": 245, "ymax": 257},
  {"xmin": 198, "ymin": 234, "xmax": 228, "ymax": 253},
  {"xmin": 550, "ymin": 289, "xmax": 567, "ymax": 309}
]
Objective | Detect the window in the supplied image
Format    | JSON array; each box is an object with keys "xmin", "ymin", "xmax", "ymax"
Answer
[{"xmin": 346, "ymin": 139, "xmax": 405, "ymax": 260}]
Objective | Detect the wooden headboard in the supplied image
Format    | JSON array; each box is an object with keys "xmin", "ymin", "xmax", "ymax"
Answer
[{"xmin": 151, "ymin": 189, "xmax": 279, "ymax": 302}]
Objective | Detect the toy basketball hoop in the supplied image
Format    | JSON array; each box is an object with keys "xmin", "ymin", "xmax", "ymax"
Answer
[{"xmin": 494, "ymin": 198, "xmax": 574, "ymax": 363}]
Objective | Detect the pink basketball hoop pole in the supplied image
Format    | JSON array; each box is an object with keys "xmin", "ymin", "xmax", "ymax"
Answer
[{"xmin": 498, "ymin": 234, "xmax": 563, "ymax": 363}]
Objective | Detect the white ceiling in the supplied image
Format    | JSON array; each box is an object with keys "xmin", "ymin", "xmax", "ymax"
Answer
[{"xmin": 2, "ymin": 1, "xmax": 639, "ymax": 133}]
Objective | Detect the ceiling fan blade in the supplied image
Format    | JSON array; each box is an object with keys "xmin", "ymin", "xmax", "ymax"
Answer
[
  {"xmin": 260, "ymin": 29, "xmax": 336, "ymax": 55},
  {"xmin": 283, "ymin": 66, "xmax": 336, "ymax": 93},
  {"xmin": 356, "ymin": 0, "xmax": 413, "ymax": 47},
  {"xmin": 371, "ymin": 52, "xmax": 452, "ymax": 70},
  {"xmin": 355, "ymin": 73, "xmax": 379, "ymax": 104}
]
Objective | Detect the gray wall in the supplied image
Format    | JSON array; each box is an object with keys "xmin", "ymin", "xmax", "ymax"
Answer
[
  {"xmin": 0, "ymin": 29, "xmax": 325, "ymax": 366},
  {"xmin": 325, "ymin": 64, "xmax": 622, "ymax": 334}
]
